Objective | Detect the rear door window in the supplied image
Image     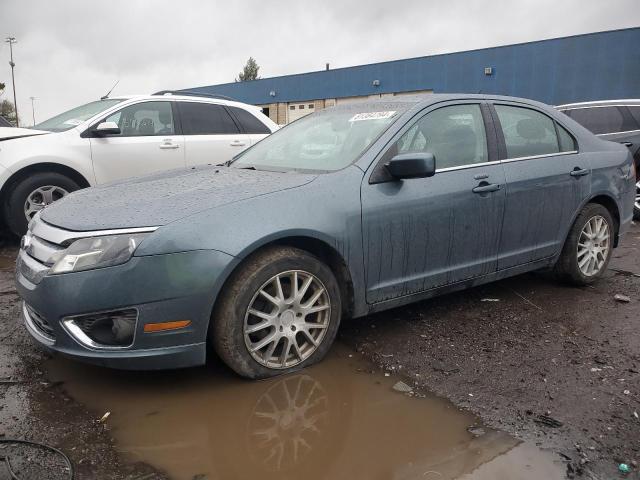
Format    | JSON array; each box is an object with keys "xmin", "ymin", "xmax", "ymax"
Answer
[
  {"xmin": 178, "ymin": 102, "xmax": 239, "ymax": 135},
  {"xmin": 228, "ymin": 106, "xmax": 271, "ymax": 134},
  {"xmin": 495, "ymin": 105, "xmax": 559, "ymax": 158},
  {"xmin": 557, "ymin": 123, "xmax": 577, "ymax": 152},
  {"xmin": 564, "ymin": 106, "xmax": 625, "ymax": 135}
]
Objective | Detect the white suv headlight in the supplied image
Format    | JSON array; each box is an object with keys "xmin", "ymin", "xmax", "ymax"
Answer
[{"xmin": 50, "ymin": 233, "xmax": 149, "ymax": 274}]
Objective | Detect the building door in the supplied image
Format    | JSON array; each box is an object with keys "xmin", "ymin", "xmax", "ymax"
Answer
[{"xmin": 287, "ymin": 102, "xmax": 315, "ymax": 123}]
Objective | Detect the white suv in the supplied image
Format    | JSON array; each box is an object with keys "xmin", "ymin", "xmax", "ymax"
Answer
[{"xmin": 0, "ymin": 91, "xmax": 278, "ymax": 235}]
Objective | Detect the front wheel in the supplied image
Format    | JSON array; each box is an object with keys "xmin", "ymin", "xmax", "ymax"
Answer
[
  {"xmin": 212, "ymin": 246, "xmax": 342, "ymax": 379},
  {"xmin": 555, "ymin": 203, "xmax": 614, "ymax": 285},
  {"xmin": 4, "ymin": 172, "xmax": 80, "ymax": 236}
]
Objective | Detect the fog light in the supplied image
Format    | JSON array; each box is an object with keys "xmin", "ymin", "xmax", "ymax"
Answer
[{"xmin": 63, "ymin": 309, "xmax": 137, "ymax": 348}]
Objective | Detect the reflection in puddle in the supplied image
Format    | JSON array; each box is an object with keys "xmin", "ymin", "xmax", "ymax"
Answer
[
  {"xmin": 248, "ymin": 375, "xmax": 328, "ymax": 472},
  {"xmin": 46, "ymin": 344, "xmax": 564, "ymax": 480}
]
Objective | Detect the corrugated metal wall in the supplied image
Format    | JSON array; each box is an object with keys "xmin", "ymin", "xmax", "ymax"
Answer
[{"xmin": 185, "ymin": 28, "xmax": 640, "ymax": 106}]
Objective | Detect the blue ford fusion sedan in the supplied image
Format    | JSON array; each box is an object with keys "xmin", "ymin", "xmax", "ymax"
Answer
[{"xmin": 16, "ymin": 94, "xmax": 635, "ymax": 378}]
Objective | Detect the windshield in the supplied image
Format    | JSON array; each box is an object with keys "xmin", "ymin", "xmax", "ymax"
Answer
[
  {"xmin": 33, "ymin": 99, "xmax": 125, "ymax": 132},
  {"xmin": 231, "ymin": 105, "xmax": 409, "ymax": 172}
]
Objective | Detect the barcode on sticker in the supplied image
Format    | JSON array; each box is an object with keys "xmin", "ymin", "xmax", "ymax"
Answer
[{"xmin": 349, "ymin": 111, "xmax": 396, "ymax": 122}]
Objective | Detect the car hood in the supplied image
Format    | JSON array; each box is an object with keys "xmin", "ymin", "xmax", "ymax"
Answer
[
  {"xmin": 0, "ymin": 127, "xmax": 49, "ymax": 141},
  {"xmin": 40, "ymin": 166, "xmax": 317, "ymax": 231}
]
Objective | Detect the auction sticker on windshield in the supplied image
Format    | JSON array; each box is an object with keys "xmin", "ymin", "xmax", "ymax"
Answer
[{"xmin": 349, "ymin": 111, "xmax": 396, "ymax": 122}]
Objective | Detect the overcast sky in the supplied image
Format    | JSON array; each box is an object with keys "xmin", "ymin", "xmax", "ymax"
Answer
[{"xmin": 0, "ymin": 0, "xmax": 638, "ymax": 125}]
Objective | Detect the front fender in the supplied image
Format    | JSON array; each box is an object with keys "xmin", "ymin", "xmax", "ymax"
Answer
[
  {"xmin": 0, "ymin": 131, "xmax": 95, "ymax": 185},
  {"xmin": 136, "ymin": 166, "xmax": 368, "ymax": 316}
]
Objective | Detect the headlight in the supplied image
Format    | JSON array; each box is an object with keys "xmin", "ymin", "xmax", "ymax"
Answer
[{"xmin": 49, "ymin": 233, "xmax": 149, "ymax": 274}]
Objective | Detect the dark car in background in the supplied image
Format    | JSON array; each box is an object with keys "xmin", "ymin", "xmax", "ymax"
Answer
[{"xmin": 557, "ymin": 100, "xmax": 640, "ymax": 218}]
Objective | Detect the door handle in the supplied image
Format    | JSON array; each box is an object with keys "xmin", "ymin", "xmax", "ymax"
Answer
[
  {"xmin": 230, "ymin": 140, "xmax": 246, "ymax": 147},
  {"xmin": 159, "ymin": 139, "xmax": 179, "ymax": 150},
  {"xmin": 570, "ymin": 168, "xmax": 590, "ymax": 177},
  {"xmin": 472, "ymin": 183, "xmax": 501, "ymax": 194}
]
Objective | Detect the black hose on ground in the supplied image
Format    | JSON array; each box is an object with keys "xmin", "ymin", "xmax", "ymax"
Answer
[{"xmin": 0, "ymin": 438, "xmax": 74, "ymax": 480}]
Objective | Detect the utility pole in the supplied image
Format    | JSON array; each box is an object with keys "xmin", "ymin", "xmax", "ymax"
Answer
[
  {"xmin": 5, "ymin": 37, "xmax": 18, "ymax": 127},
  {"xmin": 29, "ymin": 96, "xmax": 36, "ymax": 125}
]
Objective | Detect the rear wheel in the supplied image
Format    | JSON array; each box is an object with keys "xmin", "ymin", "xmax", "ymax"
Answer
[
  {"xmin": 634, "ymin": 180, "xmax": 640, "ymax": 220},
  {"xmin": 4, "ymin": 172, "xmax": 80, "ymax": 236},
  {"xmin": 555, "ymin": 203, "xmax": 613, "ymax": 285},
  {"xmin": 212, "ymin": 246, "xmax": 342, "ymax": 379}
]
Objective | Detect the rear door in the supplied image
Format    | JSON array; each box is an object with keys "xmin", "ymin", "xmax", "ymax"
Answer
[
  {"xmin": 227, "ymin": 105, "xmax": 273, "ymax": 146},
  {"xmin": 361, "ymin": 102, "xmax": 506, "ymax": 303},
  {"xmin": 491, "ymin": 102, "xmax": 590, "ymax": 269},
  {"xmin": 90, "ymin": 100, "xmax": 185, "ymax": 184},
  {"xmin": 177, "ymin": 101, "xmax": 252, "ymax": 166}
]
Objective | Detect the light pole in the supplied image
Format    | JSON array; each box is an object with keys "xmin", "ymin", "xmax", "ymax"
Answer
[
  {"xmin": 29, "ymin": 96, "xmax": 36, "ymax": 125},
  {"xmin": 5, "ymin": 37, "xmax": 18, "ymax": 127}
]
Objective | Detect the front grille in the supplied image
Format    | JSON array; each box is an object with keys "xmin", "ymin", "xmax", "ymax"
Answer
[
  {"xmin": 26, "ymin": 234, "xmax": 64, "ymax": 266},
  {"xmin": 25, "ymin": 304, "xmax": 55, "ymax": 341},
  {"xmin": 18, "ymin": 217, "xmax": 69, "ymax": 284},
  {"xmin": 23, "ymin": 229, "xmax": 65, "ymax": 267}
]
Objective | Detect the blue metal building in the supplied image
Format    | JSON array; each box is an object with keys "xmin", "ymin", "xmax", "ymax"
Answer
[{"xmin": 185, "ymin": 27, "xmax": 640, "ymax": 123}]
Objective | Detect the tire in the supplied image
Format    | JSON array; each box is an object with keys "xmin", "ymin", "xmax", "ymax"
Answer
[
  {"xmin": 212, "ymin": 246, "xmax": 342, "ymax": 379},
  {"xmin": 633, "ymin": 180, "xmax": 640, "ymax": 221},
  {"xmin": 554, "ymin": 203, "xmax": 614, "ymax": 286},
  {"xmin": 4, "ymin": 172, "xmax": 80, "ymax": 237}
]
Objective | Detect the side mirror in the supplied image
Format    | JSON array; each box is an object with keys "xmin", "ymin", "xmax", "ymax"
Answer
[
  {"xmin": 385, "ymin": 152, "xmax": 436, "ymax": 179},
  {"xmin": 93, "ymin": 121, "xmax": 121, "ymax": 136}
]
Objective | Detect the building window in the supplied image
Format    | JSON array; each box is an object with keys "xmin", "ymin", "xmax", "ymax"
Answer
[
  {"xmin": 308, "ymin": 104, "xmax": 314, "ymax": 109},
  {"xmin": 289, "ymin": 105, "xmax": 295, "ymax": 110},
  {"xmin": 299, "ymin": 105, "xmax": 305, "ymax": 109}
]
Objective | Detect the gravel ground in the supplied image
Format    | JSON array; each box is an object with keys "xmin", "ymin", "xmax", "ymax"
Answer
[{"xmin": 340, "ymin": 222, "xmax": 640, "ymax": 479}]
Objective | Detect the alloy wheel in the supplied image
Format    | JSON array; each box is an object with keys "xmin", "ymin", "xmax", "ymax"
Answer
[
  {"xmin": 24, "ymin": 185, "xmax": 69, "ymax": 221},
  {"xmin": 244, "ymin": 270, "xmax": 331, "ymax": 369},
  {"xmin": 577, "ymin": 215, "xmax": 610, "ymax": 277}
]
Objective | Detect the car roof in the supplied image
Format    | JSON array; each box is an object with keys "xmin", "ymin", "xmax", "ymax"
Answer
[
  {"xmin": 325, "ymin": 93, "xmax": 552, "ymax": 111},
  {"xmin": 110, "ymin": 94, "xmax": 263, "ymax": 111},
  {"xmin": 557, "ymin": 99, "xmax": 640, "ymax": 109}
]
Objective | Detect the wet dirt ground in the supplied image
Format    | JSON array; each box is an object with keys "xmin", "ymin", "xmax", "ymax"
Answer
[
  {"xmin": 0, "ymin": 224, "xmax": 638, "ymax": 479},
  {"xmin": 340, "ymin": 222, "xmax": 640, "ymax": 479},
  {"xmin": 44, "ymin": 344, "xmax": 564, "ymax": 480}
]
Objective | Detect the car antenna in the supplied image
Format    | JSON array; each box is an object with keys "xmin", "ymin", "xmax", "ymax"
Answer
[{"xmin": 100, "ymin": 80, "xmax": 119, "ymax": 100}]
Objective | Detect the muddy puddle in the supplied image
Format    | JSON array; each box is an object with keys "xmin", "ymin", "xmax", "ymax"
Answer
[{"xmin": 46, "ymin": 344, "xmax": 565, "ymax": 480}]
